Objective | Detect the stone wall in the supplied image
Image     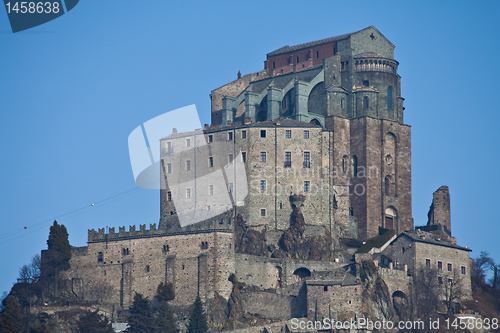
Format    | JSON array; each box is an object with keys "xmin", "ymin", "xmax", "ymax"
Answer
[
  {"xmin": 62, "ymin": 230, "xmax": 234, "ymax": 308},
  {"xmin": 306, "ymin": 282, "xmax": 362, "ymax": 320}
]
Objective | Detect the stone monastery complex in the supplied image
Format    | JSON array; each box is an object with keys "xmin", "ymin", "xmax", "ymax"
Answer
[{"xmin": 56, "ymin": 26, "xmax": 473, "ymax": 327}]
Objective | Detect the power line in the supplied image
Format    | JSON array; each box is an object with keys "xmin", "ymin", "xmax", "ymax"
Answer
[{"xmin": 0, "ymin": 179, "xmax": 162, "ymax": 245}]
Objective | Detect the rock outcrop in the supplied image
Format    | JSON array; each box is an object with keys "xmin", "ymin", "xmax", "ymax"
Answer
[
  {"xmin": 272, "ymin": 207, "xmax": 333, "ymax": 260},
  {"xmin": 234, "ymin": 214, "xmax": 267, "ymax": 256}
]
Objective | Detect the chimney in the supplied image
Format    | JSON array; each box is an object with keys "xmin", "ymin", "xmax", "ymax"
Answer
[
  {"xmin": 237, "ymin": 71, "xmax": 241, "ymax": 79},
  {"xmin": 244, "ymin": 117, "xmax": 252, "ymax": 124},
  {"xmin": 227, "ymin": 120, "xmax": 232, "ymax": 126},
  {"xmin": 210, "ymin": 125, "xmax": 215, "ymax": 129},
  {"xmin": 204, "ymin": 124, "xmax": 209, "ymax": 130},
  {"xmin": 276, "ymin": 119, "xmax": 281, "ymax": 125},
  {"xmin": 172, "ymin": 128, "xmax": 177, "ymax": 134}
]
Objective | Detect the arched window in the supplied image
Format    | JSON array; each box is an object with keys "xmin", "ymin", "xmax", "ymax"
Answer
[
  {"xmin": 342, "ymin": 155, "xmax": 349, "ymax": 176},
  {"xmin": 387, "ymin": 86, "xmax": 393, "ymax": 109},
  {"xmin": 352, "ymin": 155, "xmax": 358, "ymax": 177},
  {"xmin": 385, "ymin": 175, "xmax": 394, "ymax": 196},
  {"xmin": 363, "ymin": 96, "xmax": 369, "ymax": 109}
]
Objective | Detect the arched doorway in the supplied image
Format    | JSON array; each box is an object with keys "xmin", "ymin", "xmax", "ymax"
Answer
[{"xmin": 292, "ymin": 267, "xmax": 311, "ymax": 284}]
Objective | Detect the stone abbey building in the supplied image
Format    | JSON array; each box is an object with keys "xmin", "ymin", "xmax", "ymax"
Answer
[{"xmin": 55, "ymin": 27, "xmax": 472, "ymax": 324}]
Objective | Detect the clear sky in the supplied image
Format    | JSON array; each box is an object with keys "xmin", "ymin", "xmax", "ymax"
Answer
[{"xmin": 1, "ymin": 1, "xmax": 499, "ymax": 296}]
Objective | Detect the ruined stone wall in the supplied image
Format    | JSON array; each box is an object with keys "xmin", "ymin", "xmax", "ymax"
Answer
[
  {"xmin": 63, "ymin": 230, "xmax": 234, "ymax": 308},
  {"xmin": 427, "ymin": 186, "xmax": 451, "ymax": 234}
]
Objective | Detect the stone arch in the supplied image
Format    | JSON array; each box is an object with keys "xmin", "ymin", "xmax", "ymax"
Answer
[
  {"xmin": 307, "ymin": 81, "xmax": 326, "ymax": 116},
  {"xmin": 310, "ymin": 118, "xmax": 322, "ymax": 126},
  {"xmin": 385, "ymin": 206, "xmax": 397, "ymax": 231},
  {"xmin": 292, "ymin": 267, "xmax": 311, "ymax": 284},
  {"xmin": 281, "ymin": 87, "xmax": 294, "ymax": 117},
  {"xmin": 234, "ymin": 100, "xmax": 246, "ymax": 123},
  {"xmin": 392, "ymin": 291, "xmax": 410, "ymax": 320},
  {"xmin": 257, "ymin": 95, "xmax": 268, "ymax": 121}
]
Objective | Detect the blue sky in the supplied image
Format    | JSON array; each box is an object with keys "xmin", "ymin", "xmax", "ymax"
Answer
[{"xmin": 1, "ymin": 1, "xmax": 499, "ymax": 295}]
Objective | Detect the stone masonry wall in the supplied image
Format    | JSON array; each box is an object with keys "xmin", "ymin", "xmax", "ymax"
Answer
[{"xmin": 63, "ymin": 231, "xmax": 234, "ymax": 308}]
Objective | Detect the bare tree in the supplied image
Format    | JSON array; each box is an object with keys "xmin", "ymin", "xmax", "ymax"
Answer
[
  {"xmin": 17, "ymin": 254, "xmax": 42, "ymax": 283},
  {"xmin": 413, "ymin": 265, "xmax": 440, "ymax": 330},
  {"xmin": 442, "ymin": 269, "xmax": 465, "ymax": 315},
  {"xmin": 88, "ymin": 281, "xmax": 114, "ymax": 304}
]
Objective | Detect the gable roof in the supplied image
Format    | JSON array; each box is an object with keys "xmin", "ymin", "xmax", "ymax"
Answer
[
  {"xmin": 395, "ymin": 232, "xmax": 471, "ymax": 252},
  {"xmin": 267, "ymin": 30, "xmax": 355, "ymax": 57},
  {"xmin": 267, "ymin": 26, "xmax": 394, "ymax": 57}
]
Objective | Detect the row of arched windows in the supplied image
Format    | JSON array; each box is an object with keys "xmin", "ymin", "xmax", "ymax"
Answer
[{"xmin": 355, "ymin": 60, "xmax": 396, "ymax": 74}]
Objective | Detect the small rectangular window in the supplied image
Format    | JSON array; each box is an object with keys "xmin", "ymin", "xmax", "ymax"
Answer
[
  {"xmin": 241, "ymin": 130, "xmax": 246, "ymax": 139},
  {"xmin": 228, "ymin": 132, "xmax": 233, "ymax": 141},
  {"xmin": 186, "ymin": 160, "xmax": 191, "ymax": 171},
  {"xmin": 98, "ymin": 252, "xmax": 103, "ymax": 262},
  {"xmin": 461, "ymin": 266, "xmax": 466, "ymax": 274},
  {"xmin": 167, "ymin": 142, "xmax": 172, "ymax": 153},
  {"xmin": 426, "ymin": 259, "xmax": 431, "ymax": 267},
  {"xmin": 324, "ymin": 286, "xmax": 328, "ymax": 291},
  {"xmin": 186, "ymin": 138, "xmax": 191, "ymax": 147},
  {"xmin": 167, "ymin": 163, "xmax": 172, "ymax": 174},
  {"xmin": 209, "ymin": 156, "xmax": 213, "ymax": 168},
  {"xmin": 186, "ymin": 188, "xmax": 191, "ymax": 198},
  {"xmin": 146, "ymin": 265, "xmax": 150, "ymax": 273},
  {"xmin": 285, "ymin": 152, "xmax": 291, "ymax": 167},
  {"xmin": 286, "ymin": 130, "xmax": 291, "ymax": 138},
  {"xmin": 304, "ymin": 130, "xmax": 309, "ymax": 139},
  {"xmin": 438, "ymin": 276, "xmax": 443, "ymax": 284},
  {"xmin": 261, "ymin": 208, "xmax": 266, "ymax": 217},
  {"xmin": 209, "ymin": 185, "xmax": 214, "ymax": 196},
  {"xmin": 447, "ymin": 263, "xmax": 452, "ymax": 271},
  {"xmin": 229, "ymin": 154, "xmax": 234, "ymax": 164},
  {"xmin": 260, "ymin": 152, "xmax": 266, "ymax": 162},
  {"xmin": 304, "ymin": 181, "xmax": 310, "ymax": 192},
  {"xmin": 363, "ymin": 80, "xmax": 369, "ymax": 87},
  {"xmin": 260, "ymin": 180, "xmax": 266, "ymax": 191},
  {"xmin": 242, "ymin": 152, "xmax": 246, "ymax": 163},
  {"xmin": 261, "ymin": 130, "xmax": 266, "ymax": 138},
  {"xmin": 208, "ymin": 135, "xmax": 213, "ymax": 143},
  {"xmin": 304, "ymin": 152, "xmax": 310, "ymax": 168},
  {"xmin": 316, "ymin": 51, "xmax": 319, "ymax": 58},
  {"xmin": 438, "ymin": 261, "xmax": 442, "ymax": 270},
  {"xmin": 167, "ymin": 191, "xmax": 172, "ymax": 201}
]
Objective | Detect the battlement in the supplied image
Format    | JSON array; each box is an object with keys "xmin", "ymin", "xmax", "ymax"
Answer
[{"xmin": 87, "ymin": 222, "xmax": 232, "ymax": 243}]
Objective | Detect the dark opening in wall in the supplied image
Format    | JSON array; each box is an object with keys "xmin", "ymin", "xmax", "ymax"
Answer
[
  {"xmin": 363, "ymin": 97, "xmax": 369, "ymax": 109},
  {"xmin": 98, "ymin": 252, "xmax": 103, "ymax": 262},
  {"xmin": 363, "ymin": 80, "xmax": 369, "ymax": 87},
  {"xmin": 261, "ymin": 130, "xmax": 266, "ymax": 138}
]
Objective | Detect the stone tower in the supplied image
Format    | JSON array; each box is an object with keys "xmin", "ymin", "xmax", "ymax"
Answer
[{"xmin": 427, "ymin": 185, "xmax": 452, "ymax": 235}]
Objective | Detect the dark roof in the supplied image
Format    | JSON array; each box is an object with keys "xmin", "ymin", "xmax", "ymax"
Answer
[
  {"xmin": 397, "ymin": 232, "xmax": 471, "ymax": 252},
  {"xmin": 267, "ymin": 31, "xmax": 354, "ymax": 57}
]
